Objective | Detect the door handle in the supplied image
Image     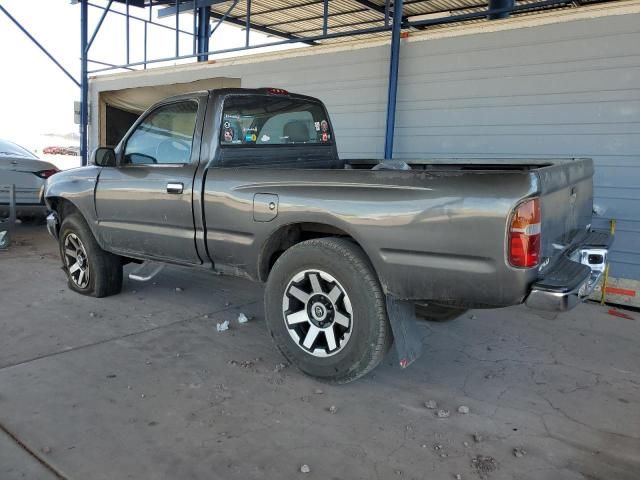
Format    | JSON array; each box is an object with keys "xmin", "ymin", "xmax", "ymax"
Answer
[{"xmin": 166, "ymin": 182, "xmax": 184, "ymax": 194}]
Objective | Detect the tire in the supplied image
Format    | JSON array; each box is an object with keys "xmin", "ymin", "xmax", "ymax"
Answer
[
  {"xmin": 415, "ymin": 303, "xmax": 467, "ymax": 322},
  {"xmin": 264, "ymin": 237, "xmax": 391, "ymax": 384},
  {"xmin": 58, "ymin": 213, "xmax": 123, "ymax": 297}
]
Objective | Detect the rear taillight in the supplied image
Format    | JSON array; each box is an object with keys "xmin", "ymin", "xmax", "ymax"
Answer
[
  {"xmin": 509, "ymin": 198, "xmax": 541, "ymax": 268},
  {"xmin": 34, "ymin": 169, "xmax": 58, "ymax": 179}
]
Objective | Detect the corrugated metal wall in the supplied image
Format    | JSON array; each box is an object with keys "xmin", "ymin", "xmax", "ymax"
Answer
[{"xmin": 90, "ymin": 8, "xmax": 640, "ymax": 280}]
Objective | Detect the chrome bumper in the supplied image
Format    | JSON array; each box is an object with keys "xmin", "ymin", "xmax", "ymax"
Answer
[
  {"xmin": 525, "ymin": 231, "xmax": 612, "ymax": 312},
  {"xmin": 46, "ymin": 212, "xmax": 59, "ymax": 239}
]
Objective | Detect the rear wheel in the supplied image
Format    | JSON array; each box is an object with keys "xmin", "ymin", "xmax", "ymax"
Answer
[
  {"xmin": 265, "ymin": 238, "xmax": 391, "ymax": 384},
  {"xmin": 59, "ymin": 214, "xmax": 123, "ymax": 297},
  {"xmin": 415, "ymin": 303, "xmax": 467, "ymax": 322}
]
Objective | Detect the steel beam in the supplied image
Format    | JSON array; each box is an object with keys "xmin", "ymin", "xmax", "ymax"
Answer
[
  {"xmin": 87, "ymin": 0, "xmax": 113, "ymax": 51},
  {"xmin": 197, "ymin": 6, "xmax": 210, "ymax": 61},
  {"xmin": 489, "ymin": 0, "xmax": 515, "ymax": 19},
  {"xmin": 407, "ymin": 0, "xmax": 571, "ymax": 28},
  {"xmin": 208, "ymin": 11, "xmax": 317, "ymax": 45},
  {"xmin": 384, "ymin": 0, "xmax": 404, "ymax": 160},
  {"xmin": 157, "ymin": 0, "xmax": 228, "ymax": 17},
  {"xmin": 87, "ymin": 1, "xmax": 194, "ymax": 36},
  {"xmin": 80, "ymin": 0, "xmax": 89, "ymax": 166},
  {"xmin": 88, "ymin": 23, "xmax": 391, "ymax": 73},
  {"xmin": 0, "ymin": 5, "xmax": 79, "ymax": 87}
]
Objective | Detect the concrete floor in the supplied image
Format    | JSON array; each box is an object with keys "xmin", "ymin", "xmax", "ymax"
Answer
[{"xmin": 0, "ymin": 224, "xmax": 639, "ymax": 480}]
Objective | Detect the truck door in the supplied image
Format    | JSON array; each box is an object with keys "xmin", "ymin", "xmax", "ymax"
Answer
[{"xmin": 95, "ymin": 96, "xmax": 205, "ymax": 263}]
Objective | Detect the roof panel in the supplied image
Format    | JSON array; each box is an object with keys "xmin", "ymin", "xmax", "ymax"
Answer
[{"xmin": 166, "ymin": 0, "xmax": 621, "ymax": 46}]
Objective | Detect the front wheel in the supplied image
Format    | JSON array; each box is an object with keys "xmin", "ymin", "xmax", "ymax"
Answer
[
  {"xmin": 264, "ymin": 238, "xmax": 391, "ymax": 384},
  {"xmin": 59, "ymin": 214, "xmax": 123, "ymax": 297}
]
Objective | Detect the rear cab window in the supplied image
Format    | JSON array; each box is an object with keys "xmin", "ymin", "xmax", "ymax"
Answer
[{"xmin": 220, "ymin": 95, "xmax": 333, "ymax": 147}]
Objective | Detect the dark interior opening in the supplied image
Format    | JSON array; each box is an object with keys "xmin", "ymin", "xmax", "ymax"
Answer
[{"xmin": 106, "ymin": 105, "xmax": 140, "ymax": 147}]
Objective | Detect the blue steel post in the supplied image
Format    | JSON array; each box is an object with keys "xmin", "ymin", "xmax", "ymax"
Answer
[
  {"xmin": 322, "ymin": 0, "xmax": 328, "ymax": 35},
  {"xmin": 488, "ymin": 0, "xmax": 515, "ymax": 19},
  {"xmin": 125, "ymin": 0, "xmax": 130, "ymax": 64},
  {"xmin": 197, "ymin": 7, "xmax": 210, "ymax": 61},
  {"xmin": 245, "ymin": 0, "xmax": 251, "ymax": 47},
  {"xmin": 80, "ymin": 0, "xmax": 89, "ymax": 166},
  {"xmin": 383, "ymin": 0, "xmax": 403, "ymax": 160}
]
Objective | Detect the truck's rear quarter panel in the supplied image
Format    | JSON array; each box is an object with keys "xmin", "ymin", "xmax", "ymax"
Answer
[{"xmin": 203, "ymin": 167, "xmax": 541, "ymax": 307}]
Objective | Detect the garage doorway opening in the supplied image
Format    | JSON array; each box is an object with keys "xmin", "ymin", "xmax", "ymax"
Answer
[{"xmin": 98, "ymin": 77, "xmax": 241, "ymax": 147}]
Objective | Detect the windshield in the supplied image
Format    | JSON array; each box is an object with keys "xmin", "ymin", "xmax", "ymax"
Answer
[{"xmin": 0, "ymin": 139, "xmax": 38, "ymax": 159}]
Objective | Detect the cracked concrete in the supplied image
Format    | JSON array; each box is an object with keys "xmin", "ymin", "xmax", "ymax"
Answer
[{"xmin": 0, "ymin": 224, "xmax": 639, "ymax": 479}]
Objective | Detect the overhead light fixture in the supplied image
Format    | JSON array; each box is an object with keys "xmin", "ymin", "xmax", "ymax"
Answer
[{"xmin": 407, "ymin": 11, "xmax": 451, "ymax": 22}]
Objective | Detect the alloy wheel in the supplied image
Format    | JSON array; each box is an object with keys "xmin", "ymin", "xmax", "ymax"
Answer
[
  {"xmin": 282, "ymin": 269, "xmax": 353, "ymax": 357},
  {"xmin": 63, "ymin": 233, "xmax": 90, "ymax": 289}
]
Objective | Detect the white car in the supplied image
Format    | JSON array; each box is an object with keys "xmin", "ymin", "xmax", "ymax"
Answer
[{"xmin": 0, "ymin": 139, "xmax": 58, "ymax": 220}]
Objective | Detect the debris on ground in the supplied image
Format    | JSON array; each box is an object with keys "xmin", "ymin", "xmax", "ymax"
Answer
[
  {"xmin": 471, "ymin": 455, "xmax": 498, "ymax": 479},
  {"xmin": 469, "ymin": 314, "xmax": 477, "ymax": 320},
  {"xmin": 228, "ymin": 359, "xmax": 255, "ymax": 369},
  {"xmin": 436, "ymin": 409, "xmax": 450, "ymax": 418},
  {"xmin": 89, "ymin": 311, "xmax": 96, "ymax": 318},
  {"xmin": 463, "ymin": 441, "xmax": 470, "ymax": 447},
  {"xmin": 454, "ymin": 474, "xmax": 462, "ymax": 480},
  {"xmin": 225, "ymin": 301, "xmax": 231, "ymax": 307},
  {"xmin": 424, "ymin": 399, "xmax": 437, "ymax": 409},
  {"xmin": 216, "ymin": 320, "xmax": 230, "ymax": 332},
  {"xmin": 394, "ymin": 469, "xmax": 403, "ymax": 475},
  {"xmin": 238, "ymin": 312, "xmax": 250, "ymax": 323},
  {"xmin": 203, "ymin": 314, "xmax": 209, "ymax": 319},
  {"xmin": 175, "ymin": 287, "xmax": 184, "ymax": 292},
  {"xmin": 106, "ymin": 374, "xmax": 116, "ymax": 379},
  {"xmin": 434, "ymin": 444, "xmax": 443, "ymax": 451},
  {"xmin": 328, "ymin": 405, "xmax": 338, "ymax": 414},
  {"xmin": 513, "ymin": 447, "xmax": 527, "ymax": 458},
  {"xmin": 41, "ymin": 446, "xmax": 51, "ymax": 454},
  {"xmin": 274, "ymin": 362, "xmax": 288, "ymax": 372},
  {"xmin": 300, "ymin": 464, "xmax": 311, "ymax": 473},
  {"xmin": 473, "ymin": 433, "xmax": 483, "ymax": 443},
  {"xmin": 314, "ymin": 388, "xmax": 324, "ymax": 395},
  {"xmin": 457, "ymin": 405, "xmax": 470, "ymax": 414}
]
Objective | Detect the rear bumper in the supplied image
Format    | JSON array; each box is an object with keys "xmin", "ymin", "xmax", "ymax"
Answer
[{"xmin": 525, "ymin": 230, "xmax": 612, "ymax": 312}]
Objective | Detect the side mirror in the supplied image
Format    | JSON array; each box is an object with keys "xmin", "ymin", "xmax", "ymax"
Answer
[{"xmin": 92, "ymin": 147, "xmax": 117, "ymax": 167}]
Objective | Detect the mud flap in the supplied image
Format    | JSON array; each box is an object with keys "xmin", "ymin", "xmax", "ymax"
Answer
[{"xmin": 385, "ymin": 296, "xmax": 424, "ymax": 368}]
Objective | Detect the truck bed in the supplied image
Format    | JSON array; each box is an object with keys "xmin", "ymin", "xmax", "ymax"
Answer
[{"xmin": 203, "ymin": 158, "xmax": 594, "ymax": 307}]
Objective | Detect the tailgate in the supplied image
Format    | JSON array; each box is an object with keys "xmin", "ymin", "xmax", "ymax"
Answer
[{"xmin": 536, "ymin": 159, "xmax": 594, "ymax": 262}]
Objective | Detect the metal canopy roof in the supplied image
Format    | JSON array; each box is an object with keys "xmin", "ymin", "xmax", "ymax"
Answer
[{"xmin": 112, "ymin": 0, "xmax": 618, "ymax": 46}]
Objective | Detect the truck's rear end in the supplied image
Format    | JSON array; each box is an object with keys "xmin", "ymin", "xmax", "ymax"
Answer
[
  {"xmin": 521, "ymin": 159, "xmax": 612, "ymax": 311},
  {"xmin": 341, "ymin": 157, "xmax": 611, "ymax": 311}
]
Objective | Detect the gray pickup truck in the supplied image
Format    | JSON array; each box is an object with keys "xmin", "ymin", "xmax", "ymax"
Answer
[{"xmin": 45, "ymin": 88, "xmax": 612, "ymax": 383}]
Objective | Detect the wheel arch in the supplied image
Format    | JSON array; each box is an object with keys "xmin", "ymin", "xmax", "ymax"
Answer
[
  {"xmin": 257, "ymin": 222, "xmax": 376, "ymax": 283},
  {"xmin": 48, "ymin": 196, "xmax": 109, "ymax": 251}
]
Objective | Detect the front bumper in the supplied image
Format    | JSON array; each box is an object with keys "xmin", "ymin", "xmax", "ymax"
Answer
[
  {"xmin": 46, "ymin": 211, "xmax": 59, "ymax": 239},
  {"xmin": 525, "ymin": 230, "xmax": 612, "ymax": 312}
]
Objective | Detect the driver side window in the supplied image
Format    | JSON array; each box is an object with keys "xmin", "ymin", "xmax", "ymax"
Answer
[{"xmin": 123, "ymin": 101, "xmax": 198, "ymax": 165}]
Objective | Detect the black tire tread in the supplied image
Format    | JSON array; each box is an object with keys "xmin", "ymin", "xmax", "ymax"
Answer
[
  {"xmin": 59, "ymin": 213, "xmax": 123, "ymax": 298},
  {"xmin": 266, "ymin": 237, "xmax": 391, "ymax": 384}
]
